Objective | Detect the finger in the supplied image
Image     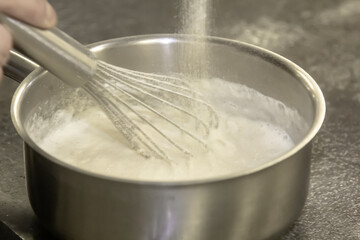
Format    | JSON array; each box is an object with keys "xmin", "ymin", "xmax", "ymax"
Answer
[
  {"xmin": 0, "ymin": 67, "xmax": 3, "ymax": 82},
  {"xmin": 0, "ymin": 24, "xmax": 12, "ymax": 66},
  {"xmin": 0, "ymin": 0, "xmax": 57, "ymax": 28}
]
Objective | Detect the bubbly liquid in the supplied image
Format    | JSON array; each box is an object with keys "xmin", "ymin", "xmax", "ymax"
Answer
[{"xmin": 26, "ymin": 78, "xmax": 307, "ymax": 181}]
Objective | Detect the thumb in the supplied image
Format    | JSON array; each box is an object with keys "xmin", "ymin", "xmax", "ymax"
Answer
[{"xmin": 0, "ymin": 0, "xmax": 57, "ymax": 29}]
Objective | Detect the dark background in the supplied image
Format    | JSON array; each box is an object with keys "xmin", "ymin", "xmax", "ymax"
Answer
[{"xmin": 0, "ymin": 0, "xmax": 359, "ymax": 239}]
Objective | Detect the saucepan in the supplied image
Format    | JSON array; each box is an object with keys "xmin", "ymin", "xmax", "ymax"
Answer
[{"xmin": 4, "ymin": 34, "xmax": 325, "ymax": 240}]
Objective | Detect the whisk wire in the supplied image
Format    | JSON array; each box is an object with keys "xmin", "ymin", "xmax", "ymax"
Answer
[
  {"xmin": 84, "ymin": 60, "xmax": 218, "ymax": 160},
  {"xmin": 99, "ymin": 62, "xmax": 217, "ymax": 120},
  {"xmin": 96, "ymin": 66, "xmax": 211, "ymax": 136},
  {"xmin": 84, "ymin": 83, "xmax": 170, "ymax": 159},
  {"xmin": 87, "ymin": 76, "xmax": 201, "ymax": 158}
]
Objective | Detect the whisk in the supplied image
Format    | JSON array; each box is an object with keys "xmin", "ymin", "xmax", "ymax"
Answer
[{"xmin": 0, "ymin": 14, "xmax": 218, "ymax": 160}]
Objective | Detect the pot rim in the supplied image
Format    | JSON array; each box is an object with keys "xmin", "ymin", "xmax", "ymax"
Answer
[{"xmin": 10, "ymin": 33, "xmax": 326, "ymax": 186}]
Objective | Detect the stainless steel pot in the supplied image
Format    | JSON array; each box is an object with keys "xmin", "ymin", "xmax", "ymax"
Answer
[{"xmin": 6, "ymin": 34, "xmax": 325, "ymax": 240}]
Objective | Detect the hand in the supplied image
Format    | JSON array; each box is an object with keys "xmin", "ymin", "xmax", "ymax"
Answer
[{"xmin": 0, "ymin": 0, "xmax": 57, "ymax": 81}]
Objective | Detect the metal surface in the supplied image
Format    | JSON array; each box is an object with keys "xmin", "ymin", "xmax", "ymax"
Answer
[
  {"xmin": 0, "ymin": 0, "xmax": 359, "ymax": 239},
  {"xmin": 0, "ymin": 14, "xmax": 96, "ymax": 87},
  {"xmin": 10, "ymin": 35, "xmax": 324, "ymax": 240},
  {"xmin": 3, "ymin": 51, "xmax": 39, "ymax": 83}
]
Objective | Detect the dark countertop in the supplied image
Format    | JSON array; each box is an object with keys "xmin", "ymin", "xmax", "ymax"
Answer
[{"xmin": 0, "ymin": 0, "xmax": 359, "ymax": 239}]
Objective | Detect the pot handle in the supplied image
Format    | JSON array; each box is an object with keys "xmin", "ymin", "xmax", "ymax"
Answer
[{"xmin": 4, "ymin": 50, "xmax": 39, "ymax": 83}]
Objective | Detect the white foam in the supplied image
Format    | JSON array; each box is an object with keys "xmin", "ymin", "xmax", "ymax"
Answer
[{"xmin": 26, "ymin": 78, "xmax": 307, "ymax": 181}]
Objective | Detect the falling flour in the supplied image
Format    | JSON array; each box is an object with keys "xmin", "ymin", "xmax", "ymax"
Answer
[{"xmin": 178, "ymin": 0, "xmax": 211, "ymax": 78}]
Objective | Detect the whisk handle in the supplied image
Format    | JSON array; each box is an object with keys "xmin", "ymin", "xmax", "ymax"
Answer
[{"xmin": 0, "ymin": 13, "xmax": 96, "ymax": 87}]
